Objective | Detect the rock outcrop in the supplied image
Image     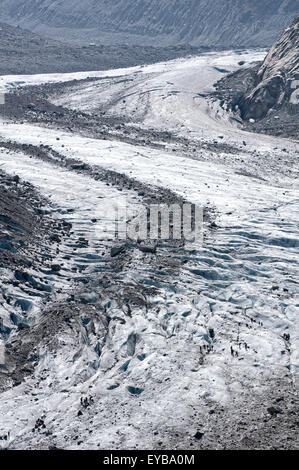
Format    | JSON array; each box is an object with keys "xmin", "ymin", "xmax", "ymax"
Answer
[{"xmin": 240, "ymin": 14, "xmax": 299, "ymax": 120}]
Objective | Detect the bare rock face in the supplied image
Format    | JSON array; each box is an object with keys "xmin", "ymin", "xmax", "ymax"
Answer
[{"xmin": 240, "ymin": 14, "xmax": 299, "ymax": 120}]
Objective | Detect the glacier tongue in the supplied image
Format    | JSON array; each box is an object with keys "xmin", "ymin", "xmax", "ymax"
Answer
[{"xmin": 0, "ymin": 49, "xmax": 298, "ymax": 450}]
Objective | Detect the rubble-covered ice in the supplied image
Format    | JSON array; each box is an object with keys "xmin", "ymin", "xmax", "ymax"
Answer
[{"xmin": 0, "ymin": 49, "xmax": 298, "ymax": 450}]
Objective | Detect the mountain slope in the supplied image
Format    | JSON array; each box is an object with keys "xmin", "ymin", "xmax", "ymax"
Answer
[{"xmin": 0, "ymin": 0, "xmax": 298, "ymax": 47}]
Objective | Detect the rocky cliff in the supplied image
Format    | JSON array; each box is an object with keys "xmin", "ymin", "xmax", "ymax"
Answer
[
  {"xmin": 240, "ymin": 14, "xmax": 299, "ymax": 120},
  {"xmin": 213, "ymin": 14, "xmax": 299, "ymax": 138}
]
